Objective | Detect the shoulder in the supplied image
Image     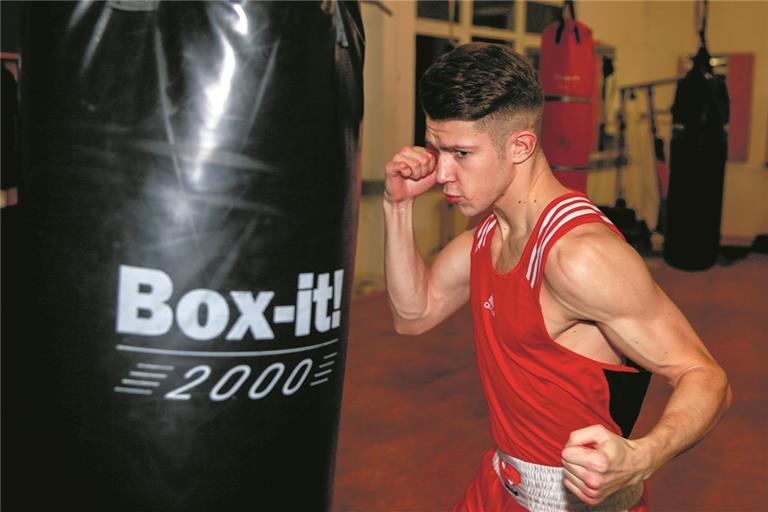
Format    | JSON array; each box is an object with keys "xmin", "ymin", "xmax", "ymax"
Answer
[
  {"xmin": 543, "ymin": 223, "xmax": 657, "ymax": 320},
  {"xmin": 546, "ymin": 222, "xmax": 635, "ymax": 282}
]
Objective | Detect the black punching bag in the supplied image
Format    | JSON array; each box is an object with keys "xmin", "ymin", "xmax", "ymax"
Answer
[
  {"xmin": 663, "ymin": 47, "xmax": 729, "ymax": 271},
  {"xmin": 11, "ymin": 1, "xmax": 364, "ymax": 510}
]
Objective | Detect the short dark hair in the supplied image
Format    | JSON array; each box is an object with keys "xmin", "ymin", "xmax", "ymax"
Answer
[{"xmin": 419, "ymin": 43, "xmax": 543, "ymax": 145}]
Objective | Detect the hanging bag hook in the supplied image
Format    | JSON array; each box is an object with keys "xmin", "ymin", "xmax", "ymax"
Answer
[{"xmin": 693, "ymin": 0, "xmax": 713, "ymax": 74}]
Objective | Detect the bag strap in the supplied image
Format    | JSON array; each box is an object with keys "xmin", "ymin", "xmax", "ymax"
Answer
[{"xmin": 555, "ymin": 0, "xmax": 581, "ymax": 44}]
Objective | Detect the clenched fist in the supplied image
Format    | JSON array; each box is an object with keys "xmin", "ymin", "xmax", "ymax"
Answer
[
  {"xmin": 561, "ymin": 424, "xmax": 650, "ymax": 505},
  {"xmin": 384, "ymin": 146, "xmax": 438, "ymax": 204}
]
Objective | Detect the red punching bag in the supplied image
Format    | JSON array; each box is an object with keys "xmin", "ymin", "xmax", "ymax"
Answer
[{"xmin": 540, "ymin": 0, "xmax": 595, "ymax": 192}]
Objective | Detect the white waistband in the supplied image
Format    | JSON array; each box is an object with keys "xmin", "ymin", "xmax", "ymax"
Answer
[{"xmin": 493, "ymin": 449, "xmax": 643, "ymax": 512}]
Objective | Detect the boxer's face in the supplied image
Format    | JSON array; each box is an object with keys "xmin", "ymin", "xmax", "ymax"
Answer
[{"xmin": 425, "ymin": 118, "xmax": 513, "ymax": 217}]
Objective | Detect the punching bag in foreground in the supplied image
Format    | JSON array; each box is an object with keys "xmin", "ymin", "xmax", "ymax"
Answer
[
  {"xmin": 11, "ymin": 2, "xmax": 364, "ymax": 510},
  {"xmin": 663, "ymin": 46, "xmax": 729, "ymax": 271}
]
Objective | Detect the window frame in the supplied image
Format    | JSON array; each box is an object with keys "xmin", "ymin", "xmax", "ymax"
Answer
[{"xmin": 414, "ymin": 1, "xmax": 562, "ymax": 51}]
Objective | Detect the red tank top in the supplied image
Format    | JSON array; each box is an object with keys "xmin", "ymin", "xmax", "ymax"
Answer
[{"xmin": 470, "ymin": 191, "xmax": 651, "ymax": 465}]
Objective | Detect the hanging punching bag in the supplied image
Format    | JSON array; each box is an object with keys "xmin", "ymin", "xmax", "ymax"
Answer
[
  {"xmin": 663, "ymin": 47, "xmax": 729, "ymax": 271},
  {"xmin": 540, "ymin": 0, "xmax": 594, "ymax": 193},
  {"xmin": 10, "ymin": 2, "xmax": 364, "ymax": 510}
]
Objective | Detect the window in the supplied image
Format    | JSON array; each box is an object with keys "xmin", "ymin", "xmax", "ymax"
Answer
[
  {"xmin": 417, "ymin": 0, "xmax": 460, "ymax": 22},
  {"xmin": 414, "ymin": 35, "xmax": 456, "ymax": 146},
  {"xmin": 472, "ymin": 1, "xmax": 516, "ymax": 30},
  {"xmin": 525, "ymin": 1, "xmax": 561, "ymax": 34}
]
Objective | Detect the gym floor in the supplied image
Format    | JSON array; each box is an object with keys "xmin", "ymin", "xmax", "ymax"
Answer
[{"xmin": 333, "ymin": 252, "xmax": 768, "ymax": 511}]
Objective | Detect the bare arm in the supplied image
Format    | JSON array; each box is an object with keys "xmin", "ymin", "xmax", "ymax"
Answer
[
  {"xmin": 383, "ymin": 146, "xmax": 472, "ymax": 335},
  {"xmin": 547, "ymin": 225, "xmax": 731, "ymax": 504}
]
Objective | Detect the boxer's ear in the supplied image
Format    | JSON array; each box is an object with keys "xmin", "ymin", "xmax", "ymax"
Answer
[{"xmin": 506, "ymin": 130, "xmax": 537, "ymax": 164}]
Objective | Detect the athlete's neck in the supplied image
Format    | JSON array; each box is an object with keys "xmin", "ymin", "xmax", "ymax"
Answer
[{"xmin": 492, "ymin": 153, "xmax": 569, "ymax": 242}]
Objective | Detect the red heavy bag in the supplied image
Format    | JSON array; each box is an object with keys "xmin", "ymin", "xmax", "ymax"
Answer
[{"xmin": 540, "ymin": 1, "xmax": 595, "ymax": 190}]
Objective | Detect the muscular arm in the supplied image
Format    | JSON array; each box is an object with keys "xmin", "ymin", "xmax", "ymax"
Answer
[
  {"xmin": 383, "ymin": 146, "xmax": 472, "ymax": 335},
  {"xmin": 384, "ymin": 199, "xmax": 472, "ymax": 334},
  {"xmin": 548, "ymin": 225, "xmax": 731, "ymax": 504}
]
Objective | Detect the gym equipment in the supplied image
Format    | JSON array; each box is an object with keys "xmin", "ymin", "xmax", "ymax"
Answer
[
  {"xmin": 646, "ymin": 84, "xmax": 670, "ymax": 234},
  {"xmin": 598, "ymin": 86, "xmax": 652, "ymax": 255},
  {"xmin": 663, "ymin": 0, "xmax": 729, "ymax": 270},
  {"xmin": 10, "ymin": 2, "xmax": 364, "ymax": 509},
  {"xmin": 540, "ymin": 0, "xmax": 594, "ymax": 192}
]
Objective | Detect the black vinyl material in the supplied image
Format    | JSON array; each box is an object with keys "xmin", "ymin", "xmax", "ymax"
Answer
[
  {"xmin": 9, "ymin": 2, "xmax": 364, "ymax": 510},
  {"xmin": 663, "ymin": 56, "xmax": 729, "ymax": 271}
]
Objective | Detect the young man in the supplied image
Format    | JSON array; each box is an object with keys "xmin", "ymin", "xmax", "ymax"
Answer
[{"xmin": 383, "ymin": 43, "xmax": 731, "ymax": 511}]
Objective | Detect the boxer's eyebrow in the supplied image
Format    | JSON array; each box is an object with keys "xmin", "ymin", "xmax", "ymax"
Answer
[
  {"xmin": 425, "ymin": 131, "xmax": 477, "ymax": 152},
  {"xmin": 437, "ymin": 143, "xmax": 478, "ymax": 152}
]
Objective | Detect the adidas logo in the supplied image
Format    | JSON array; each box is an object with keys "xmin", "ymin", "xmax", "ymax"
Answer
[{"xmin": 483, "ymin": 294, "xmax": 496, "ymax": 317}]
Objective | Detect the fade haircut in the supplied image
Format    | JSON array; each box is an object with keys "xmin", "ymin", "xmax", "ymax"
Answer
[{"xmin": 419, "ymin": 43, "xmax": 544, "ymax": 153}]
